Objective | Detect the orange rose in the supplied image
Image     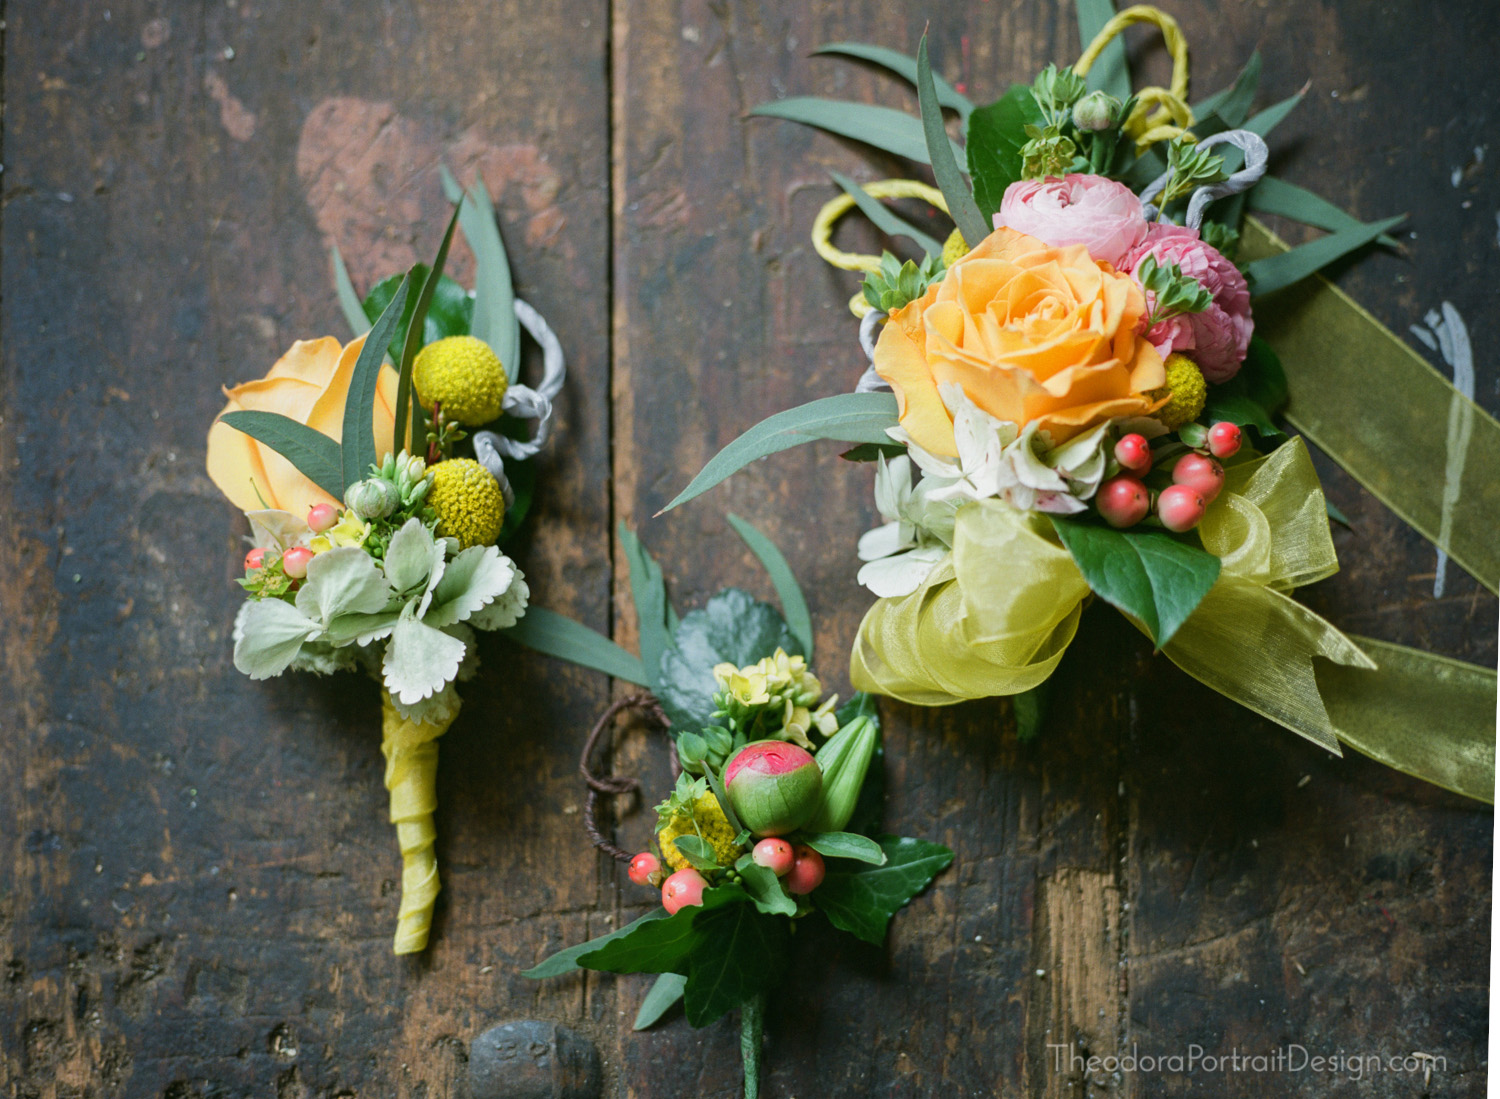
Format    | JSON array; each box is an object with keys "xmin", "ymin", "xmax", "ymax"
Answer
[
  {"xmin": 206, "ymin": 335, "xmax": 400, "ymax": 516},
  {"xmin": 874, "ymin": 227, "xmax": 1166, "ymax": 457}
]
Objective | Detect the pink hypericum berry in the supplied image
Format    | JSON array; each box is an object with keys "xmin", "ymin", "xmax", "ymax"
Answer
[
  {"xmin": 752, "ymin": 837, "xmax": 795, "ymax": 878},
  {"xmin": 244, "ymin": 547, "xmax": 267, "ymax": 572},
  {"xmin": 1113, "ymin": 433, "xmax": 1152, "ymax": 473},
  {"xmin": 307, "ymin": 503, "xmax": 339, "ymax": 533},
  {"xmin": 1157, "ymin": 484, "xmax": 1207, "ymax": 532},
  {"xmin": 1207, "ymin": 421, "xmax": 1243, "ymax": 459},
  {"xmin": 785, "ymin": 845, "xmax": 826, "ymax": 895},
  {"xmin": 1172, "ymin": 453, "xmax": 1224, "ymax": 502},
  {"xmin": 661, "ymin": 868, "xmax": 708, "ymax": 915},
  {"xmin": 1097, "ymin": 475, "xmax": 1151, "ymax": 529},
  {"xmin": 628, "ymin": 852, "xmax": 661, "ymax": 887},
  {"xmin": 281, "ymin": 545, "xmax": 315, "ymax": 579}
]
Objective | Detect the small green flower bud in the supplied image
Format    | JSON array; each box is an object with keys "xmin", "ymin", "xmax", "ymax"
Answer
[
  {"xmin": 803, "ymin": 716, "xmax": 879, "ymax": 833},
  {"xmin": 402, "ymin": 453, "xmax": 428, "ymax": 483},
  {"xmin": 344, "ymin": 478, "xmax": 400, "ymax": 520},
  {"xmin": 1072, "ymin": 90, "xmax": 1122, "ymax": 131}
]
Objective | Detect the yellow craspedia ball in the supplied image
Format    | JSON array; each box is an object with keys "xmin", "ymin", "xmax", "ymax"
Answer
[
  {"xmin": 412, "ymin": 335, "xmax": 507, "ymax": 427},
  {"xmin": 941, "ymin": 227, "xmax": 970, "ymax": 267},
  {"xmin": 427, "ymin": 458, "xmax": 504, "ymax": 548},
  {"xmin": 657, "ymin": 792, "xmax": 740, "ymax": 872},
  {"xmin": 1150, "ymin": 353, "xmax": 1207, "ymax": 430}
]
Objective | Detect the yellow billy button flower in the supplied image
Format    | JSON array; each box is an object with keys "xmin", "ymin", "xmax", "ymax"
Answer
[
  {"xmin": 657, "ymin": 792, "xmax": 741, "ymax": 872},
  {"xmin": 940, "ymin": 227, "xmax": 970, "ymax": 267},
  {"xmin": 427, "ymin": 458, "xmax": 505, "ymax": 549},
  {"xmin": 1151, "ymin": 353, "xmax": 1208, "ymax": 430},
  {"xmin": 412, "ymin": 335, "xmax": 508, "ymax": 427},
  {"xmin": 309, "ymin": 511, "xmax": 372, "ymax": 554}
]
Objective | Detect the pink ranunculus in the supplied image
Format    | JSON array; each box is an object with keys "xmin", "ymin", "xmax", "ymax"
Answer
[
  {"xmin": 995, "ymin": 173, "xmax": 1149, "ymax": 269},
  {"xmin": 1121, "ymin": 223, "xmax": 1253, "ymax": 383}
]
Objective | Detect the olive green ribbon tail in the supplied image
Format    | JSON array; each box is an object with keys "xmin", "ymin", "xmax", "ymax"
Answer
[{"xmin": 380, "ymin": 691, "xmax": 456, "ymax": 954}]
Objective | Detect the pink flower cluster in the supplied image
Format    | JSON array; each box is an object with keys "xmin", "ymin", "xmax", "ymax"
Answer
[{"xmin": 996, "ymin": 174, "xmax": 1252, "ymax": 382}]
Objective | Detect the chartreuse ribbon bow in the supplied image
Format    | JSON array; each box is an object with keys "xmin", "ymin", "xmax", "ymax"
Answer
[{"xmin": 853, "ymin": 439, "xmax": 1496, "ymax": 802}]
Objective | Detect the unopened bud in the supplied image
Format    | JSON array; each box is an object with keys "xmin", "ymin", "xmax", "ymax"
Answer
[
  {"xmin": 344, "ymin": 478, "xmax": 400, "ymax": 520},
  {"xmin": 1072, "ymin": 90, "xmax": 1122, "ymax": 131},
  {"xmin": 803, "ymin": 716, "xmax": 879, "ymax": 834},
  {"xmin": 724, "ymin": 740, "xmax": 822, "ymax": 838}
]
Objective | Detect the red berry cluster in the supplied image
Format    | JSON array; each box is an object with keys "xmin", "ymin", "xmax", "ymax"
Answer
[
  {"xmin": 1096, "ymin": 423, "xmax": 1242, "ymax": 533},
  {"xmin": 627, "ymin": 834, "xmax": 826, "ymax": 915}
]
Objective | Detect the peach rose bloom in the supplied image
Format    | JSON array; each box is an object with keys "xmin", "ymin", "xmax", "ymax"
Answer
[
  {"xmin": 874, "ymin": 228, "xmax": 1166, "ymax": 457},
  {"xmin": 206, "ymin": 335, "xmax": 400, "ymax": 516}
]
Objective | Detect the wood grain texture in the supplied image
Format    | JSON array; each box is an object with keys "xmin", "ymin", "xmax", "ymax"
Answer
[{"xmin": 2, "ymin": 1, "xmax": 1494, "ymax": 1097}]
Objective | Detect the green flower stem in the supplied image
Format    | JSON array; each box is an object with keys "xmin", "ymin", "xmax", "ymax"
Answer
[{"xmin": 740, "ymin": 992, "xmax": 766, "ymax": 1099}]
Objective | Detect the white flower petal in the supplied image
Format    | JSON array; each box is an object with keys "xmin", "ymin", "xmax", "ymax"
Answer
[
  {"xmin": 857, "ymin": 521, "xmax": 910, "ymax": 562},
  {"xmin": 856, "ymin": 546, "xmax": 948, "ymax": 599}
]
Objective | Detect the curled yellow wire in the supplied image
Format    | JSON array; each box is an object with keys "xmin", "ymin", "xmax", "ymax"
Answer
[
  {"xmin": 1074, "ymin": 4, "xmax": 1194, "ymax": 149},
  {"xmin": 811, "ymin": 179, "xmax": 950, "ymax": 316}
]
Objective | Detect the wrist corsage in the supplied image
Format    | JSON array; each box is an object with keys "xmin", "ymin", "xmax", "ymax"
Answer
[
  {"xmin": 665, "ymin": 6, "xmax": 1496, "ymax": 801},
  {"xmin": 205, "ymin": 176, "xmax": 562, "ymax": 952},
  {"xmin": 510, "ymin": 518, "xmax": 952, "ymax": 1099}
]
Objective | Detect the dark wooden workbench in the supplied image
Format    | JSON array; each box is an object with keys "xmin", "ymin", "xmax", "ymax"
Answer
[{"xmin": 2, "ymin": 2, "xmax": 1494, "ymax": 1096}]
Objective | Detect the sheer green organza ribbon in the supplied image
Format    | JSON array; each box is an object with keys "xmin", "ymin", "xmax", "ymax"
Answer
[{"xmin": 852, "ymin": 439, "xmax": 1497, "ymax": 801}]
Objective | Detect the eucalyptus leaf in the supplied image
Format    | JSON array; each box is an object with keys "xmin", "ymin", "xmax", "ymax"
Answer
[
  {"xmin": 966, "ymin": 84, "xmax": 1045, "ymax": 222},
  {"xmin": 656, "ymin": 589, "xmax": 801, "ymax": 731},
  {"xmin": 916, "ymin": 35, "xmax": 988, "ymax": 247},
  {"xmin": 219, "ymin": 412, "xmax": 344, "ymax": 502},
  {"xmin": 633, "ymin": 972, "xmax": 687, "ymax": 1030},
  {"xmin": 502, "ymin": 607, "xmax": 650, "ymax": 686},
  {"xmin": 830, "ymin": 170, "xmax": 944, "ymax": 258},
  {"xmin": 620, "ymin": 524, "xmax": 672, "ymax": 695},
  {"xmin": 1247, "ymin": 176, "xmax": 1400, "ymax": 248},
  {"xmin": 383, "ymin": 518, "xmax": 439, "ymax": 594},
  {"xmin": 232, "ymin": 599, "xmax": 320, "ymax": 680},
  {"xmin": 396, "ymin": 205, "xmax": 464, "ymax": 452},
  {"xmin": 343, "ymin": 274, "xmax": 410, "ymax": 491},
  {"xmin": 1247, "ymin": 213, "xmax": 1408, "ymax": 297},
  {"xmin": 1193, "ymin": 50, "xmax": 1261, "ymax": 128},
  {"xmin": 1050, "ymin": 519, "xmax": 1221, "ymax": 647},
  {"xmin": 332, "ymin": 245, "xmax": 372, "ymax": 338},
  {"xmin": 726, "ymin": 514, "xmax": 813, "ymax": 661},
  {"xmin": 815, "ymin": 836, "xmax": 953, "ymax": 946},
  {"xmin": 683, "ymin": 897, "xmax": 790, "ymax": 1027},
  {"xmin": 663, "ymin": 393, "xmax": 900, "ymax": 512},
  {"xmin": 523, "ymin": 907, "xmax": 669, "ymax": 979},
  {"xmin": 737, "ymin": 862, "xmax": 797, "ymax": 917},
  {"xmin": 1243, "ymin": 91, "xmax": 1304, "ymax": 138},
  {"xmin": 799, "ymin": 831, "xmax": 887, "ymax": 865},
  {"xmin": 814, "ymin": 42, "xmax": 974, "ymax": 119},
  {"xmin": 425, "ymin": 545, "xmax": 517, "ymax": 628},
  {"xmin": 441, "ymin": 168, "xmax": 520, "ymax": 379},
  {"xmin": 382, "ymin": 615, "xmax": 467, "ymax": 706},
  {"xmin": 293, "ymin": 546, "xmax": 394, "ymax": 627},
  {"xmin": 749, "ymin": 98, "xmax": 963, "ymax": 167}
]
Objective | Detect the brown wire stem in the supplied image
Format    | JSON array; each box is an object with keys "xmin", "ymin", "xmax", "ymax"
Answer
[{"xmin": 580, "ymin": 692, "xmax": 670, "ymax": 862}]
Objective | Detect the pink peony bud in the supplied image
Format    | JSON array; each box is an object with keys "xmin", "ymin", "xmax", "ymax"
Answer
[
  {"xmin": 785, "ymin": 846, "xmax": 826, "ymax": 895},
  {"xmin": 1157, "ymin": 484, "xmax": 1207, "ymax": 532},
  {"xmin": 307, "ymin": 503, "xmax": 339, "ymax": 533},
  {"xmin": 628, "ymin": 852, "xmax": 661, "ymax": 887},
  {"xmin": 244, "ymin": 547, "xmax": 267, "ymax": 572},
  {"xmin": 1207, "ymin": 422, "xmax": 1243, "ymax": 459},
  {"xmin": 281, "ymin": 545, "xmax": 315, "ymax": 579},
  {"xmin": 1113, "ymin": 433, "xmax": 1152, "ymax": 473},
  {"xmin": 752, "ymin": 838, "xmax": 795, "ymax": 878},
  {"xmin": 661, "ymin": 868, "xmax": 708, "ymax": 915},
  {"xmin": 1097, "ymin": 476, "xmax": 1151, "ymax": 529},
  {"xmin": 724, "ymin": 740, "xmax": 823, "ymax": 838},
  {"xmin": 1172, "ymin": 453, "xmax": 1224, "ymax": 502}
]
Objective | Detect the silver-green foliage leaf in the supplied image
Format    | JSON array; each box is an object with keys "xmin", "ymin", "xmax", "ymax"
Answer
[
  {"xmin": 384, "ymin": 518, "xmax": 439, "ymax": 594},
  {"xmin": 233, "ymin": 599, "xmax": 320, "ymax": 680},
  {"xmin": 425, "ymin": 545, "xmax": 517, "ymax": 628},
  {"xmin": 382, "ymin": 615, "xmax": 467, "ymax": 705},
  {"xmin": 294, "ymin": 547, "xmax": 394, "ymax": 628}
]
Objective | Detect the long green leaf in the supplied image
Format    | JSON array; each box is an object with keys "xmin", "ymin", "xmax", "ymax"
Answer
[
  {"xmin": 219, "ymin": 411, "xmax": 344, "ymax": 501},
  {"xmin": 397, "ymin": 204, "xmax": 463, "ymax": 455},
  {"xmin": 502, "ymin": 606, "xmax": 649, "ymax": 686},
  {"xmin": 726, "ymin": 514, "xmax": 813, "ymax": 661},
  {"xmin": 1243, "ymin": 91, "xmax": 1304, "ymax": 138},
  {"xmin": 814, "ymin": 42, "xmax": 974, "ymax": 120},
  {"xmin": 749, "ymin": 98, "xmax": 964, "ymax": 167},
  {"xmin": 619, "ymin": 524, "xmax": 672, "ymax": 695},
  {"xmin": 1246, "ymin": 214, "xmax": 1407, "ymax": 297},
  {"xmin": 662, "ymin": 393, "xmax": 900, "ymax": 512},
  {"xmin": 830, "ymin": 170, "xmax": 943, "ymax": 257},
  {"xmin": 523, "ymin": 908, "xmax": 669, "ymax": 979},
  {"xmin": 331, "ymin": 246, "xmax": 371, "ymax": 338},
  {"xmin": 1247, "ymin": 176, "xmax": 1400, "ymax": 248},
  {"xmin": 633, "ymin": 972, "xmax": 687, "ymax": 1030},
  {"xmin": 441, "ymin": 167, "xmax": 520, "ymax": 381},
  {"xmin": 1075, "ymin": 0, "xmax": 1131, "ymax": 100},
  {"xmin": 342, "ymin": 274, "xmax": 410, "ymax": 490},
  {"xmin": 1193, "ymin": 50, "xmax": 1261, "ymax": 127},
  {"xmin": 917, "ymin": 36, "xmax": 988, "ymax": 246}
]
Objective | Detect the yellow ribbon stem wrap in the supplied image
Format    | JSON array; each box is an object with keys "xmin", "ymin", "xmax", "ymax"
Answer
[
  {"xmin": 380, "ymin": 690, "xmax": 456, "ymax": 954},
  {"xmin": 851, "ymin": 439, "xmax": 1498, "ymax": 801}
]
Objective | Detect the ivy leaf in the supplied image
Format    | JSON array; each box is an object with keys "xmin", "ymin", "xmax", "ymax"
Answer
[
  {"xmin": 578, "ymin": 887, "xmax": 747, "ymax": 976},
  {"xmin": 672, "ymin": 836, "xmax": 723, "ymax": 874},
  {"xmin": 815, "ymin": 836, "xmax": 954, "ymax": 946},
  {"xmin": 683, "ymin": 897, "xmax": 790, "ymax": 1027},
  {"xmin": 737, "ymin": 862, "xmax": 797, "ymax": 917},
  {"xmin": 799, "ymin": 832, "xmax": 887, "ymax": 865},
  {"xmin": 633, "ymin": 972, "xmax": 687, "ymax": 1030},
  {"xmin": 1050, "ymin": 518, "xmax": 1221, "ymax": 647},
  {"xmin": 523, "ymin": 908, "xmax": 669, "ymax": 979},
  {"xmin": 965, "ymin": 84, "xmax": 1044, "ymax": 222},
  {"xmin": 656, "ymin": 589, "xmax": 801, "ymax": 731}
]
